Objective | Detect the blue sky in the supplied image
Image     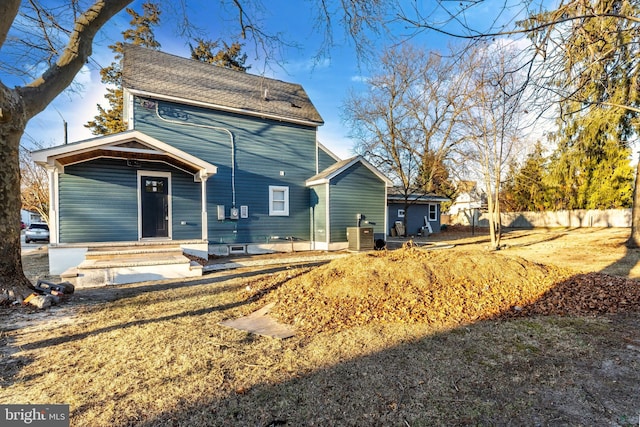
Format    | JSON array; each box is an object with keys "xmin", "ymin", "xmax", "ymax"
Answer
[{"xmin": 20, "ymin": 0, "xmax": 535, "ymax": 159}]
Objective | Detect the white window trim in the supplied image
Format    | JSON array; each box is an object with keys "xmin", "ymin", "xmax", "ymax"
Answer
[
  {"xmin": 269, "ymin": 185, "xmax": 289, "ymax": 216},
  {"xmin": 428, "ymin": 204, "xmax": 437, "ymax": 222}
]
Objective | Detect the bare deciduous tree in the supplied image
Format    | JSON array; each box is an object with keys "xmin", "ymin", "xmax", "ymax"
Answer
[
  {"xmin": 1, "ymin": 0, "xmax": 134, "ymax": 302},
  {"xmin": 20, "ymin": 146, "xmax": 49, "ymax": 224},
  {"xmin": 461, "ymin": 43, "xmax": 528, "ymax": 249},
  {"xmin": 396, "ymin": 0, "xmax": 640, "ymax": 246},
  {"xmin": 344, "ymin": 43, "xmax": 473, "ymax": 234}
]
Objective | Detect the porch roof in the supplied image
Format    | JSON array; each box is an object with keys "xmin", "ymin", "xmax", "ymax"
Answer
[{"xmin": 31, "ymin": 130, "xmax": 217, "ymax": 181}]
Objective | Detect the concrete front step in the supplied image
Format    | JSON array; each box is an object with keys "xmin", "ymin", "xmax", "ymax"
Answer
[
  {"xmin": 75, "ymin": 261, "xmax": 202, "ymax": 288},
  {"xmin": 84, "ymin": 245, "xmax": 184, "ymax": 261},
  {"xmin": 63, "ymin": 244, "xmax": 203, "ymax": 288},
  {"xmin": 79, "ymin": 254, "xmax": 189, "ymax": 269}
]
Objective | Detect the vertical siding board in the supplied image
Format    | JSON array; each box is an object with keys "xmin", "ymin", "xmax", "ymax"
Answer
[
  {"xmin": 134, "ymin": 98, "xmax": 317, "ymax": 244},
  {"xmin": 328, "ymin": 163, "xmax": 386, "ymax": 243},
  {"xmin": 310, "ymin": 184, "xmax": 327, "ymax": 243}
]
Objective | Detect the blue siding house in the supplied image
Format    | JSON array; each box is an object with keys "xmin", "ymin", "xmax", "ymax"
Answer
[{"xmin": 33, "ymin": 45, "xmax": 390, "ymax": 277}]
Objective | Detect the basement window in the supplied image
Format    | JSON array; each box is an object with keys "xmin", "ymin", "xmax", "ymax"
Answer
[{"xmin": 229, "ymin": 245, "xmax": 247, "ymax": 254}]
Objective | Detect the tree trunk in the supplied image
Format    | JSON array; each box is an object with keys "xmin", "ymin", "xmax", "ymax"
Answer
[
  {"xmin": 626, "ymin": 160, "xmax": 640, "ymax": 248},
  {"xmin": 487, "ymin": 188, "xmax": 503, "ymax": 250},
  {"xmin": 403, "ymin": 202, "xmax": 410, "ymax": 237},
  {"xmin": 0, "ymin": 1, "xmax": 135, "ymax": 304},
  {"xmin": 494, "ymin": 198, "xmax": 502, "ymax": 248},
  {"xmin": 488, "ymin": 197, "xmax": 497, "ymax": 248},
  {"xmin": 0, "ymin": 89, "xmax": 33, "ymax": 302},
  {"xmin": 493, "ymin": 176, "xmax": 502, "ymax": 249}
]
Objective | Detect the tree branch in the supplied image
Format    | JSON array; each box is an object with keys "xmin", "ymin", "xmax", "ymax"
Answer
[
  {"xmin": 18, "ymin": 0, "xmax": 133, "ymax": 119},
  {"xmin": 0, "ymin": 0, "xmax": 20, "ymax": 48},
  {"xmin": 398, "ymin": 10, "xmax": 640, "ymax": 40}
]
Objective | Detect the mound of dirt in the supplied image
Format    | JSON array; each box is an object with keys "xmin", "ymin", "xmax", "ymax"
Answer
[
  {"xmin": 266, "ymin": 248, "xmax": 561, "ymax": 333},
  {"xmin": 265, "ymin": 247, "xmax": 640, "ymax": 334}
]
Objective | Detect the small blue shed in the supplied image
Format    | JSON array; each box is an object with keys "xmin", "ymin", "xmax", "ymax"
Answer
[{"xmin": 387, "ymin": 191, "xmax": 450, "ymax": 237}]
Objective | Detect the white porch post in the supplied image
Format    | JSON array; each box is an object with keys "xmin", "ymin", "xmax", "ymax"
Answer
[
  {"xmin": 47, "ymin": 166, "xmax": 59, "ymax": 244},
  {"xmin": 201, "ymin": 176, "xmax": 208, "ymax": 241},
  {"xmin": 324, "ymin": 182, "xmax": 330, "ymax": 249}
]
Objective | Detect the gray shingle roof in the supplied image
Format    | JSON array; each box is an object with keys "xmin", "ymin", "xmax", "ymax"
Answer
[
  {"xmin": 122, "ymin": 44, "xmax": 324, "ymax": 126},
  {"xmin": 307, "ymin": 156, "xmax": 358, "ymax": 183},
  {"xmin": 306, "ymin": 156, "xmax": 392, "ymax": 186},
  {"xmin": 387, "ymin": 187, "xmax": 450, "ymax": 203}
]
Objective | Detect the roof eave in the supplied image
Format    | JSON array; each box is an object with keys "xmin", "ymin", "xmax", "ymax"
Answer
[
  {"xmin": 387, "ymin": 195, "xmax": 451, "ymax": 203},
  {"xmin": 31, "ymin": 130, "xmax": 217, "ymax": 178},
  {"xmin": 306, "ymin": 156, "xmax": 393, "ymax": 187},
  {"xmin": 128, "ymin": 88, "xmax": 324, "ymax": 128},
  {"xmin": 305, "ymin": 178, "xmax": 329, "ymax": 186}
]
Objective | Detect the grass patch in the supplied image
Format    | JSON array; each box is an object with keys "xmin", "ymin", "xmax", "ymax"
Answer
[{"xmin": 2, "ymin": 245, "xmax": 640, "ymax": 426}]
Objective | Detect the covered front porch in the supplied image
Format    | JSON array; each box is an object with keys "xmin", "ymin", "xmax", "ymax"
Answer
[{"xmin": 31, "ymin": 130, "xmax": 217, "ymax": 286}]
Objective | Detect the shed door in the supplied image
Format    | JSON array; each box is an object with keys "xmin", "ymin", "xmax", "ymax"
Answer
[{"xmin": 141, "ymin": 176, "xmax": 169, "ymax": 238}]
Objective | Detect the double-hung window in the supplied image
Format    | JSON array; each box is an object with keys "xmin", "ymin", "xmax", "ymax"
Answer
[
  {"xmin": 269, "ymin": 186, "xmax": 289, "ymax": 216},
  {"xmin": 428, "ymin": 204, "xmax": 437, "ymax": 221}
]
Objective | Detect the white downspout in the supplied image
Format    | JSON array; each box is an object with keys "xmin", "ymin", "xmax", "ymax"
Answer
[{"xmin": 201, "ymin": 175, "xmax": 208, "ymax": 241}]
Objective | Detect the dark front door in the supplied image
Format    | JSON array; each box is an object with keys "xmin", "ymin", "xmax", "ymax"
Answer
[{"xmin": 141, "ymin": 176, "xmax": 169, "ymax": 238}]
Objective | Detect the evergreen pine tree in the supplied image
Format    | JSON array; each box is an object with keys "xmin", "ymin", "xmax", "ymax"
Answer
[
  {"xmin": 189, "ymin": 38, "xmax": 249, "ymax": 72},
  {"xmin": 501, "ymin": 141, "xmax": 548, "ymax": 211},
  {"xmin": 416, "ymin": 151, "xmax": 455, "ymax": 198},
  {"xmin": 85, "ymin": 3, "xmax": 161, "ymax": 135},
  {"xmin": 541, "ymin": 0, "xmax": 638, "ymax": 210}
]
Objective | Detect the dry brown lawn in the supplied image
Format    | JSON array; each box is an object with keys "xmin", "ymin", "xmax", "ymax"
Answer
[{"xmin": 1, "ymin": 227, "xmax": 640, "ymax": 426}]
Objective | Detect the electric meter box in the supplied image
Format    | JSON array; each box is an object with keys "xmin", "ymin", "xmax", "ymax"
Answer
[{"xmin": 230, "ymin": 207, "xmax": 239, "ymax": 220}]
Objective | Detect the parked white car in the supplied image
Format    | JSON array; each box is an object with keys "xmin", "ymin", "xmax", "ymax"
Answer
[{"xmin": 25, "ymin": 223, "xmax": 49, "ymax": 243}]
